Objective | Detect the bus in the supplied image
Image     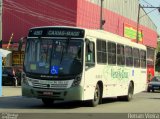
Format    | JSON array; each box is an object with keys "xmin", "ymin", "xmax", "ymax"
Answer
[{"xmin": 21, "ymin": 26, "xmax": 147, "ymax": 107}]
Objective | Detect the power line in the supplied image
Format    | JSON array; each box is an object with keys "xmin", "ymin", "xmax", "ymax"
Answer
[
  {"xmin": 3, "ymin": 1, "xmax": 76, "ymax": 25},
  {"xmin": 5, "ymin": 0, "xmax": 76, "ymax": 23},
  {"xmin": 4, "ymin": 0, "xmax": 101, "ymax": 27},
  {"xmin": 141, "ymin": 0, "xmax": 153, "ymax": 6}
]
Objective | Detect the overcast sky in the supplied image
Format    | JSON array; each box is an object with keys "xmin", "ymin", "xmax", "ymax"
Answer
[{"xmin": 139, "ymin": 0, "xmax": 160, "ymax": 35}]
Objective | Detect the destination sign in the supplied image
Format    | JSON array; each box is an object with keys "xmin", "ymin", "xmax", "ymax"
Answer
[{"xmin": 28, "ymin": 27, "xmax": 85, "ymax": 38}]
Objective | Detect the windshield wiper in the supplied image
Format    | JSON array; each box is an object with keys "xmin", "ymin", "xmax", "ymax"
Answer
[{"xmin": 60, "ymin": 45, "xmax": 64, "ymax": 64}]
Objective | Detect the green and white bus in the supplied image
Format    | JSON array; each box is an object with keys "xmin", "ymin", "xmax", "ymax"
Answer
[{"xmin": 22, "ymin": 26, "xmax": 147, "ymax": 107}]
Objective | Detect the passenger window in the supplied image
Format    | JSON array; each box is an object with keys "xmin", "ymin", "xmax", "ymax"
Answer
[
  {"xmin": 117, "ymin": 44, "xmax": 125, "ymax": 65},
  {"xmin": 125, "ymin": 46, "xmax": 133, "ymax": 66},
  {"xmin": 96, "ymin": 39, "xmax": 107, "ymax": 64},
  {"xmin": 133, "ymin": 48, "xmax": 140, "ymax": 67},
  {"xmin": 108, "ymin": 42, "xmax": 116, "ymax": 64}
]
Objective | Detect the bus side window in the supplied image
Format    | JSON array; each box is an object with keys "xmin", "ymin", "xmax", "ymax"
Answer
[{"xmin": 85, "ymin": 41, "xmax": 95, "ymax": 68}]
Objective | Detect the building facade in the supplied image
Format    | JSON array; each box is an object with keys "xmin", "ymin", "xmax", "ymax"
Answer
[{"xmin": 0, "ymin": 0, "xmax": 158, "ymax": 78}]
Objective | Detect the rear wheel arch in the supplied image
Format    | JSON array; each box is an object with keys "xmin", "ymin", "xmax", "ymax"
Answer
[{"xmin": 118, "ymin": 80, "xmax": 134, "ymax": 101}]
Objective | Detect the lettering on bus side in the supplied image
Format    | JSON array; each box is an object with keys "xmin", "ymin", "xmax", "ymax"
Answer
[
  {"xmin": 111, "ymin": 68, "xmax": 128, "ymax": 79},
  {"xmin": 103, "ymin": 66, "xmax": 129, "ymax": 80}
]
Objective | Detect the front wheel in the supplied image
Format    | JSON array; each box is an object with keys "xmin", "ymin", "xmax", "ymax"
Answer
[
  {"xmin": 89, "ymin": 84, "xmax": 101, "ymax": 107},
  {"xmin": 147, "ymin": 87, "xmax": 150, "ymax": 92},
  {"xmin": 42, "ymin": 98, "xmax": 54, "ymax": 106}
]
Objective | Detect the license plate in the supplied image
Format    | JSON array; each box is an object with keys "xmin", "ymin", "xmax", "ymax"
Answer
[
  {"xmin": 43, "ymin": 92, "xmax": 53, "ymax": 96},
  {"xmin": 39, "ymin": 80, "xmax": 68, "ymax": 85},
  {"xmin": 40, "ymin": 80, "xmax": 52, "ymax": 84}
]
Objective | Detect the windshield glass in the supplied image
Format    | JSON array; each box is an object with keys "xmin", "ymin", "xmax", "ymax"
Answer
[
  {"xmin": 151, "ymin": 76, "xmax": 160, "ymax": 82},
  {"xmin": 24, "ymin": 38, "xmax": 83, "ymax": 75}
]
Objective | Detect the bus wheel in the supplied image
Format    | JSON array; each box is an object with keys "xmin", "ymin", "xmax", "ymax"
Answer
[
  {"xmin": 147, "ymin": 87, "xmax": 150, "ymax": 92},
  {"xmin": 42, "ymin": 98, "xmax": 54, "ymax": 106},
  {"xmin": 118, "ymin": 82, "xmax": 134, "ymax": 101},
  {"xmin": 125, "ymin": 82, "xmax": 134, "ymax": 101},
  {"xmin": 89, "ymin": 84, "xmax": 101, "ymax": 107}
]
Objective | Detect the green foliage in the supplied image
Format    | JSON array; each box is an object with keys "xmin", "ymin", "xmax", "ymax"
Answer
[
  {"xmin": 156, "ymin": 40, "xmax": 160, "ymax": 52},
  {"xmin": 156, "ymin": 40, "xmax": 160, "ymax": 71}
]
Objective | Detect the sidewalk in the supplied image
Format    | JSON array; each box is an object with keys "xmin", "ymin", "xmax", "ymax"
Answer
[{"xmin": 1, "ymin": 86, "xmax": 21, "ymax": 97}]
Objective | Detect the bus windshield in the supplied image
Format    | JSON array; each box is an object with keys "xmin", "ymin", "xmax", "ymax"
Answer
[{"xmin": 24, "ymin": 38, "xmax": 83, "ymax": 75}]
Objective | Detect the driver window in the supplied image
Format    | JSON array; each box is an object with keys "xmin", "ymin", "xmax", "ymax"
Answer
[{"xmin": 85, "ymin": 41, "xmax": 95, "ymax": 67}]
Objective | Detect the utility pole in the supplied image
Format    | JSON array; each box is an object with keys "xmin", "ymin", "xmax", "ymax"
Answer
[
  {"xmin": 100, "ymin": 0, "xmax": 105, "ymax": 29},
  {"xmin": 136, "ymin": 4, "xmax": 141, "ymax": 43}
]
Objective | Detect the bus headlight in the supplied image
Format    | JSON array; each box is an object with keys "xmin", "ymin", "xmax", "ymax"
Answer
[{"xmin": 71, "ymin": 76, "xmax": 81, "ymax": 87}]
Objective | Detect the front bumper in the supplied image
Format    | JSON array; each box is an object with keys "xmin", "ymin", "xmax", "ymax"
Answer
[{"xmin": 22, "ymin": 84, "xmax": 83, "ymax": 101}]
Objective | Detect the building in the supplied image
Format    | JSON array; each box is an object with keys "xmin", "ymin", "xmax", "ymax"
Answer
[{"xmin": 0, "ymin": 0, "xmax": 158, "ymax": 78}]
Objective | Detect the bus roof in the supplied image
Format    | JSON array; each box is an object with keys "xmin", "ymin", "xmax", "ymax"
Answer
[{"xmin": 85, "ymin": 29, "xmax": 146, "ymax": 50}]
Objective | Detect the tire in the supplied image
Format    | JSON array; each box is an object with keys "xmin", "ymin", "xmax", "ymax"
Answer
[
  {"xmin": 118, "ymin": 82, "xmax": 134, "ymax": 101},
  {"xmin": 147, "ymin": 87, "xmax": 150, "ymax": 92},
  {"xmin": 42, "ymin": 98, "xmax": 54, "ymax": 106},
  {"xmin": 125, "ymin": 82, "xmax": 134, "ymax": 101},
  {"xmin": 89, "ymin": 84, "xmax": 101, "ymax": 107},
  {"xmin": 152, "ymin": 89, "xmax": 155, "ymax": 92}
]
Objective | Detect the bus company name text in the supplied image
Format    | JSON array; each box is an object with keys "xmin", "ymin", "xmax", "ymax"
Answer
[{"xmin": 111, "ymin": 68, "xmax": 128, "ymax": 79}]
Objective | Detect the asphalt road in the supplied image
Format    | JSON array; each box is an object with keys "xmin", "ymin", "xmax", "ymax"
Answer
[{"xmin": 0, "ymin": 86, "xmax": 160, "ymax": 119}]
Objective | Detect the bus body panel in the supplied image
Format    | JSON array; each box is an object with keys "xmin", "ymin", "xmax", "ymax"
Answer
[{"xmin": 83, "ymin": 29, "xmax": 147, "ymax": 99}]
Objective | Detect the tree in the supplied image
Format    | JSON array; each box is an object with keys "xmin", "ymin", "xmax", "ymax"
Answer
[{"xmin": 155, "ymin": 36, "xmax": 160, "ymax": 71}]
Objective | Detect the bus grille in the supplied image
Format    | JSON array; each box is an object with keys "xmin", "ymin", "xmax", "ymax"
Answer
[{"xmin": 27, "ymin": 78, "xmax": 73, "ymax": 89}]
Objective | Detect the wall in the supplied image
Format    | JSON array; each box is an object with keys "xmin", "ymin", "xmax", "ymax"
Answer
[
  {"xmin": 2, "ymin": 0, "xmax": 77, "ymax": 44},
  {"xmin": 77, "ymin": 0, "xmax": 157, "ymax": 48},
  {"xmin": 0, "ymin": 0, "xmax": 2, "ymax": 47},
  {"xmin": 2, "ymin": 0, "xmax": 157, "ymax": 48},
  {"xmin": 90, "ymin": 0, "xmax": 157, "ymax": 31}
]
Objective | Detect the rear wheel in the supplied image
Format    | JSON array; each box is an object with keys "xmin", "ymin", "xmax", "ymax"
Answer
[
  {"xmin": 118, "ymin": 82, "xmax": 134, "ymax": 101},
  {"xmin": 89, "ymin": 84, "xmax": 101, "ymax": 107},
  {"xmin": 42, "ymin": 98, "xmax": 54, "ymax": 106},
  {"xmin": 124, "ymin": 82, "xmax": 134, "ymax": 101}
]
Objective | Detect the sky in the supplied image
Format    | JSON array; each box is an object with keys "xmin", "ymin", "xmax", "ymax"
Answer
[{"xmin": 139, "ymin": 0, "xmax": 160, "ymax": 36}]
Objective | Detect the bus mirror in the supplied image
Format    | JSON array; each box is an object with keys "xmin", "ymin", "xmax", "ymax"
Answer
[
  {"xmin": 85, "ymin": 38, "xmax": 90, "ymax": 44},
  {"xmin": 88, "ymin": 42, "xmax": 93, "ymax": 52},
  {"xmin": 85, "ymin": 38, "xmax": 93, "ymax": 52}
]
